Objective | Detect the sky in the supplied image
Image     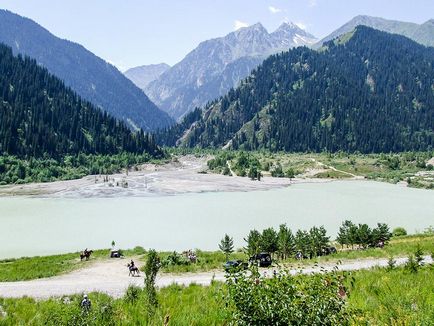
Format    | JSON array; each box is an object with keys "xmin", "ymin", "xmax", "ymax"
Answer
[{"xmin": 0, "ymin": 0, "xmax": 432, "ymax": 71}]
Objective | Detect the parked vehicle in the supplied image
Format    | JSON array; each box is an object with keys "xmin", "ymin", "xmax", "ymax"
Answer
[
  {"xmin": 110, "ymin": 250, "xmax": 124, "ymax": 258},
  {"xmin": 249, "ymin": 252, "xmax": 272, "ymax": 267},
  {"xmin": 322, "ymin": 246, "xmax": 337, "ymax": 255},
  {"xmin": 223, "ymin": 260, "xmax": 248, "ymax": 272}
]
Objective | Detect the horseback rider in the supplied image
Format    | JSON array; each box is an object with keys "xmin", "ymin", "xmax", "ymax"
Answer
[
  {"xmin": 130, "ymin": 259, "xmax": 135, "ymax": 268},
  {"xmin": 81, "ymin": 294, "xmax": 91, "ymax": 311}
]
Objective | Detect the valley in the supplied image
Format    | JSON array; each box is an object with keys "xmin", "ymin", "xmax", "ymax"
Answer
[{"xmin": 0, "ymin": 2, "xmax": 433, "ymax": 325}]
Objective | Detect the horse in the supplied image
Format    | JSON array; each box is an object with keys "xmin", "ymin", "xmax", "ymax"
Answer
[
  {"xmin": 127, "ymin": 263, "xmax": 140, "ymax": 277},
  {"xmin": 80, "ymin": 250, "xmax": 93, "ymax": 261}
]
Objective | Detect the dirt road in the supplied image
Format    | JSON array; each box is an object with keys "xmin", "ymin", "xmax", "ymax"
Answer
[{"xmin": 0, "ymin": 256, "xmax": 431, "ymax": 299}]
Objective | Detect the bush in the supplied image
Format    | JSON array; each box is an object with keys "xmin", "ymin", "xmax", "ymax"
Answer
[
  {"xmin": 405, "ymin": 255, "xmax": 419, "ymax": 273},
  {"xmin": 392, "ymin": 227, "xmax": 407, "ymax": 237},
  {"xmin": 225, "ymin": 267, "xmax": 352, "ymax": 325},
  {"xmin": 124, "ymin": 285, "xmax": 141, "ymax": 304}
]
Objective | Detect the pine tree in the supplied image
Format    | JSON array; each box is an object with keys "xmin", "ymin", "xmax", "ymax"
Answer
[
  {"xmin": 244, "ymin": 230, "xmax": 261, "ymax": 256},
  {"xmin": 219, "ymin": 234, "xmax": 234, "ymax": 260}
]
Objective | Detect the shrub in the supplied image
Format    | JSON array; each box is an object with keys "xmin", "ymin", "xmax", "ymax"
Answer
[
  {"xmin": 392, "ymin": 227, "xmax": 407, "ymax": 237},
  {"xmin": 144, "ymin": 249, "xmax": 160, "ymax": 311},
  {"xmin": 225, "ymin": 267, "xmax": 352, "ymax": 325},
  {"xmin": 124, "ymin": 285, "xmax": 141, "ymax": 304},
  {"xmin": 405, "ymin": 255, "xmax": 419, "ymax": 273}
]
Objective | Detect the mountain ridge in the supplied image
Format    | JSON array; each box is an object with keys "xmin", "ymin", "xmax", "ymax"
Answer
[
  {"xmin": 0, "ymin": 9, "xmax": 173, "ymax": 131},
  {"xmin": 144, "ymin": 22, "xmax": 317, "ymax": 120},
  {"xmin": 157, "ymin": 26, "xmax": 434, "ymax": 153},
  {"xmin": 124, "ymin": 63, "xmax": 170, "ymax": 90},
  {"xmin": 316, "ymin": 15, "xmax": 434, "ymax": 48}
]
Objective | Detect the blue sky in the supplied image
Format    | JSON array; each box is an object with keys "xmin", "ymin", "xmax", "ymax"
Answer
[{"xmin": 0, "ymin": 0, "xmax": 432, "ymax": 70}]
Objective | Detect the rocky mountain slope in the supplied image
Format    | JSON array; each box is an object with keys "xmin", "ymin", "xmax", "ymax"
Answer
[
  {"xmin": 124, "ymin": 63, "xmax": 170, "ymax": 90},
  {"xmin": 145, "ymin": 22, "xmax": 317, "ymax": 120},
  {"xmin": 158, "ymin": 26, "xmax": 434, "ymax": 153}
]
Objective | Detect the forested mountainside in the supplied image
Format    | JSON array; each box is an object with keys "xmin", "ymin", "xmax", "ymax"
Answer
[
  {"xmin": 0, "ymin": 9, "xmax": 173, "ymax": 131},
  {"xmin": 157, "ymin": 26, "xmax": 434, "ymax": 153},
  {"xmin": 316, "ymin": 15, "xmax": 434, "ymax": 48},
  {"xmin": 145, "ymin": 22, "xmax": 317, "ymax": 120},
  {"xmin": 0, "ymin": 44, "xmax": 162, "ymax": 158}
]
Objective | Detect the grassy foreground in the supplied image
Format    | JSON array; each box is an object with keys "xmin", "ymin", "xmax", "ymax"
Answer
[
  {"xmin": 0, "ymin": 265, "xmax": 433, "ymax": 325},
  {"xmin": 1, "ymin": 235, "xmax": 433, "ymax": 282}
]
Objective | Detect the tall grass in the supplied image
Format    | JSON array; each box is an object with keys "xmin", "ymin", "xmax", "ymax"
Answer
[
  {"xmin": 348, "ymin": 266, "xmax": 434, "ymax": 325},
  {"xmin": 0, "ymin": 282, "xmax": 228, "ymax": 325}
]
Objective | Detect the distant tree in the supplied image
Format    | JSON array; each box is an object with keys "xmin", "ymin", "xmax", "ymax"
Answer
[
  {"xmin": 270, "ymin": 163, "xmax": 284, "ymax": 177},
  {"xmin": 392, "ymin": 227, "xmax": 407, "ymax": 237},
  {"xmin": 336, "ymin": 220, "xmax": 356, "ymax": 249},
  {"xmin": 347, "ymin": 222, "xmax": 359, "ymax": 249},
  {"xmin": 309, "ymin": 226, "xmax": 330, "ymax": 257},
  {"xmin": 277, "ymin": 224, "xmax": 295, "ymax": 259},
  {"xmin": 371, "ymin": 223, "xmax": 392, "ymax": 245},
  {"xmin": 248, "ymin": 166, "xmax": 261, "ymax": 180},
  {"xmin": 295, "ymin": 230, "xmax": 310, "ymax": 258},
  {"xmin": 356, "ymin": 224, "xmax": 372, "ymax": 249},
  {"xmin": 219, "ymin": 234, "xmax": 234, "ymax": 260},
  {"xmin": 260, "ymin": 227, "xmax": 279, "ymax": 256},
  {"xmin": 285, "ymin": 167, "xmax": 296, "ymax": 179},
  {"xmin": 244, "ymin": 230, "xmax": 262, "ymax": 256}
]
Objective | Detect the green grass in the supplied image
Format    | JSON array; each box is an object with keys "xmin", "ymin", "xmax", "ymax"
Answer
[
  {"xmin": 0, "ymin": 282, "xmax": 228, "ymax": 325},
  {"xmin": 348, "ymin": 266, "xmax": 434, "ymax": 325},
  {"xmin": 1, "ymin": 265, "xmax": 434, "ymax": 325},
  {"xmin": 0, "ymin": 248, "xmax": 146, "ymax": 282},
  {"xmin": 300, "ymin": 234, "xmax": 434, "ymax": 264},
  {"xmin": 313, "ymin": 170, "xmax": 350, "ymax": 179}
]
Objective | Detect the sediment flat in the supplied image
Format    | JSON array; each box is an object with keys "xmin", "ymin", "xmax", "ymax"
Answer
[{"xmin": 0, "ymin": 155, "xmax": 333, "ymax": 198}]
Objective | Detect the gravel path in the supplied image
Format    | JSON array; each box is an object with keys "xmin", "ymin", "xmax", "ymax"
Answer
[{"xmin": 0, "ymin": 256, "xmax": 431, "ymax": 299}]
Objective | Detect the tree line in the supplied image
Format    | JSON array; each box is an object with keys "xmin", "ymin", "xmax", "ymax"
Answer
[
  {"xmin": 336, "ymin": 220, "xmax": 392, "ymax": 249},
  {"xmin": 0, "ymin": 153, "xmax": 164, "ymax": 185},
  {"xmin": 220, "ymin": 220, "xmax": 392, "ymax": 260}
]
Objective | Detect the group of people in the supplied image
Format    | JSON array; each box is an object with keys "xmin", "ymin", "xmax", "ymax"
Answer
[{"xmin": 182, "ymin": 249, "xmax": 197, "ymax": 263}]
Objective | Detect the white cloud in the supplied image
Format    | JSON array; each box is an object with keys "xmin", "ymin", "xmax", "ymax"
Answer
[
  {"xmin": 308, "ymin": 0, "xmax": 317, "ymax": 7},
  {"xmin": 234, "ymin": 20, "xmax": 249, "ymax": 30},
  {"xmin": 268, "ymin": 6, "xmax": 282, "ymax": 14}
]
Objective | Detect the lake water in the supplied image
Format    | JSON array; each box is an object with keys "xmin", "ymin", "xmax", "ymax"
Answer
[{"xmin": 1, "ymin": 180, "xmax": 433, "ymax": 259}]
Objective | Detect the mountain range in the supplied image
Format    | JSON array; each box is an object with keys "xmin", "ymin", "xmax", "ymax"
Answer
[
  {"xmin": 0, "ymin": 9, "xmax": 173, "ymax": 132},
  {"xmin": 158, "ymin": 26, "xmax": 434, "ymax": 153},
  {"xmin": 124, "ymin": 63, "xmax": 170, "ymax": 90},
  {"xmin": 316, "ymin": 15, "xmax": 434, "ymax": 47},
  {"xmin": 140, "ymin": 22, "xmax": 317, "ymax": 120}
]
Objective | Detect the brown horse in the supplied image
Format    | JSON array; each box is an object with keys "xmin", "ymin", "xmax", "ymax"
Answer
[{"xmin": 80, "ymin": 250, "xmax": 93, "ymax": 261}]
